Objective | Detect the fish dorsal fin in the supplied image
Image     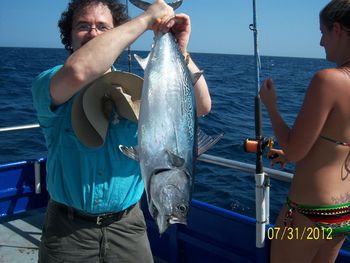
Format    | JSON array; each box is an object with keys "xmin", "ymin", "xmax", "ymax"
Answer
[
  {"xmin": 197, "ymin": 130, "xmax": 224, "ymax": 156},
  {"xmin": 166, "ymin": 150, "xmax": 185, "ymax": 167},
  {"xmin": 134, "ymin": 53, "xmax": 150, "ymax": 71},
  {"xmin": 191, "ymin": 70, "xmax": 203, "ymax": 85},
  {"xmin": 130, "ymin": 0, "xmax": 182, "ymax": 11},
  {"xmin": 119, "ymin": 145, "xmax": 139, "ymax": 161}
]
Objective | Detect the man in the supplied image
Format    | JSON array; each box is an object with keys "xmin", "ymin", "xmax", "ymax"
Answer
[{"xmin": 32, "ymin": 0, "xmax": 211, "ymax": 262}]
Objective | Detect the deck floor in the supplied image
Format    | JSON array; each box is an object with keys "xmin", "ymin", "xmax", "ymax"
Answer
[{"xmin": 0, "ymin": 209, "xmax": 45, "ymax": 263}]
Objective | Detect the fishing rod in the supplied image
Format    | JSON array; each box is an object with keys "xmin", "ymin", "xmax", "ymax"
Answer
[{"xmin": 246, "ymin": 0, "xmax": 270, "ymax": 249}]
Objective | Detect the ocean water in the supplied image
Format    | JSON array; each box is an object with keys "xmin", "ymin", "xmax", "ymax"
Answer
[{"xmin": 0, "ymin": 47, "xmax": 333, "ymax": 223}]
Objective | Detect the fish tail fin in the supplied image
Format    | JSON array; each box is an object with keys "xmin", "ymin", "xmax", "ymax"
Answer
[
  {"xmin": 129, "ymin": 0, "xmax": 150, "ymax": 10},
  {"xmin": 130, "ymin": 0, "xmax": 183, "ymax": 11},
  {"xmin": 168, "ymin": 0, "xmax": 183, "ymax": 10}
]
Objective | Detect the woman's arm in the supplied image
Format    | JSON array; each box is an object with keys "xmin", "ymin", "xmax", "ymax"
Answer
[{"xmin": 260, "ymin": 69, "xmax": 336, "ymax": 161}]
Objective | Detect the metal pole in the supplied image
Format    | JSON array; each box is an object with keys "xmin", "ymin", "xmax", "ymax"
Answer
[
  {"xmin": 34, "ymin": 160, "xmax": 41, "ymax": 194},
  {"xmin": 126, "ymin": 0, "xmax": 132, "ymax": 72},
  {"xmin": 251, "ymin": 0, "xmax": 267, "ymax": 249}
]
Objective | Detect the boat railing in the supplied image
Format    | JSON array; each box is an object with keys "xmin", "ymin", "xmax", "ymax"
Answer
[
  {"xmin": 0, "ymin": 124, "xmax": 40, "ymax": 133},
  {"xmin": 0, "ymin": 123, "xmax": 294, "ymax": 249}
]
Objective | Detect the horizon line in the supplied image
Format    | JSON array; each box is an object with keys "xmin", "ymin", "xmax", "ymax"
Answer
[{"xmin": 0, "ymin": 45, "xmax": 325, "ymax": 60}]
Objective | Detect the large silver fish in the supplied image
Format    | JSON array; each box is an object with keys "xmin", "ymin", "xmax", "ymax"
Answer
[{"xmin": 121, "ymin": 0, "xmax": 222, "ymax": 234}]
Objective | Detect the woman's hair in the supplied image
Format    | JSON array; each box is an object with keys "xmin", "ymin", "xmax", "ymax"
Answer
[
  {"xmin": 58, "ymin": 0, "xmax": 129, "ymax": 54},
  {"xmin": 320, "ymin": 0, "xmax": 350, "ymax": 33}
]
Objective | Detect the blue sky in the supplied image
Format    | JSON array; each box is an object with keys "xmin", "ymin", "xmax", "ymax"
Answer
[{"xmin": 0, "ymin": 0, "xmax": 329, "ymax": 58}]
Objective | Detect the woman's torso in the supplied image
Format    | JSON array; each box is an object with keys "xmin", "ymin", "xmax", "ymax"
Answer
[{"xmin": 289, "ymin": 67, "xmax": 350, "ymax": 205}]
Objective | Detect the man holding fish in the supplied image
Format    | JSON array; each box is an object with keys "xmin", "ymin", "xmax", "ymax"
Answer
[{"xmin": 32, "ymin": 0, "xmax": 211, "ymax": 262}]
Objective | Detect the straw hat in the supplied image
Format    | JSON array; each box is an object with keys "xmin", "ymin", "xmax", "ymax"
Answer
[{"xmin": 71, "ymin": 71, "xmax": 143, "ymax": 148}]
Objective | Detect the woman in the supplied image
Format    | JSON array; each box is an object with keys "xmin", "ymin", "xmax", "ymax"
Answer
[{"xmin": 260, "ymin": 0, "xmax": 350, "ymax": 262}]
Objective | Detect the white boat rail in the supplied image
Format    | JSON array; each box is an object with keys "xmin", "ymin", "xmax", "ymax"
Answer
[
  {"xmin": 0, "ymin": 123, "xmax": 294, "ymax": 181},
  {"xmin": 0, "ymin": 123, "xmax": 40, "ymax": 132},
  {"xmin": 198, "ymin": 154, "xmax": 292, "ymax": 183}
]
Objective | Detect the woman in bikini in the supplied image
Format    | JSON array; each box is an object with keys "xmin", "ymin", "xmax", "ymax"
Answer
[{"xmin": 260, "ymin": 0, "xmax": 350, "ymax": 262}]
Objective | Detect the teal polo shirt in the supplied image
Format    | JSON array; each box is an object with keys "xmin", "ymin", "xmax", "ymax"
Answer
[{"xmin": 31, "ymin": 65, "xmax": 144, "ymax": 214}]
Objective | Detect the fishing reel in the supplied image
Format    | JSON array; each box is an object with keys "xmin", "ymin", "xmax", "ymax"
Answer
[{"xmin": 243, "ymin": 137, "xmax": 275, "ymax": 157}]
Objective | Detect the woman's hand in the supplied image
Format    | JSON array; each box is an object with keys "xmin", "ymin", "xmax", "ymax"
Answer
[
  {"xmin": 268, "ymin": 148, "xmax": 288, "ymax": 168},
  {"xmin": 260, "ymin": 78, "xmax": 277, "ymax": 112}
]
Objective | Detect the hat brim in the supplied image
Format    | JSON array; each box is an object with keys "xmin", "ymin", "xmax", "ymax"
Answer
[{"xmin": 71, "ymin": 71, "xmax": 143, "ymax": 148}]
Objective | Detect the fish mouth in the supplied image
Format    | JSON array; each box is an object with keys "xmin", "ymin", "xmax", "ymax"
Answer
[{"xmin": 169, "ymin": 216, "xmax": 187, "ymax": 225}]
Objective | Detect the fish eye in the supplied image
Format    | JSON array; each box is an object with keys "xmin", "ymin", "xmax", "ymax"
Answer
[{"xmin": 177, "ymin": 204, "xmax": 187, "ymax": 213}]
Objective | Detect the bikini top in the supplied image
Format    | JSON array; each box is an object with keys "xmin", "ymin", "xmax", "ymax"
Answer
[{"xmin": 320, "ymin": 135, "xmax": 350, "ymax": 147}]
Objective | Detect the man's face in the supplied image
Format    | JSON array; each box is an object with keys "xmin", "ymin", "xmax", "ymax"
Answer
[{"xmin": 71, "ymin": 3, "xmax": 114, "ymax": 52}]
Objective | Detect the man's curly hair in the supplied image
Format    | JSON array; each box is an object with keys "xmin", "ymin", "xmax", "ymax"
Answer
[{"xmin": 58, "ymin": 0, "xmax": 129, "ymax": 54}]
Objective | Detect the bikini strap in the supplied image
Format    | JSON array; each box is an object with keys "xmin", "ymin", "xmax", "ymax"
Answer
[
  {"xmin": 286, "ymin": 198, "xmax": 350, "ymax": 218},
  {"xmin": 320, "ymin": 135, "xmax": 350, "ymax": 147},
  {"xmin": 284, "ymin": 198, "xmax": 297, "ymax": 227}
]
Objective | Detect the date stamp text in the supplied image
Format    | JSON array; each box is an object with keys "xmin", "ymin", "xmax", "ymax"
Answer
[{"xmin": 267, "ymin": 227, "xmax": 333, "ymax": 240}]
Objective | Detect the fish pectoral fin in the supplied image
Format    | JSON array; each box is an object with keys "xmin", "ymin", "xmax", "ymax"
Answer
[
  {"xmin": 166, "ymin": 150, "xmax": 185, "ymax": 167},
  {"xmin": 197, "ymin": 130, "xmax": 224, "ymax": 156},
  {"xmin": 191, "ymin": 70, "xmax": 204, "ymax": 85},
  {"xmin": 118, "ymin": 145, "xmax": 139, "ymax": 161},
  {"xmin": 134, "ymin": 53, "xmax": 150, "ymax": 71}
]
